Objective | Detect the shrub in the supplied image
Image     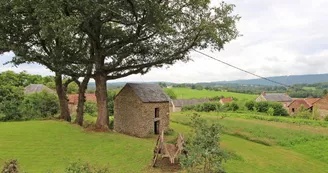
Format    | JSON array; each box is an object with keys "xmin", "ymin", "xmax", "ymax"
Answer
[
  {"xmin": 180, "ymin": 114, "xmax": 227, "ymax": 172},
  {"xmin": 1, "ymin": 159, "xmax": 19, "ymax": 173},
  {"xmin": 254, "ymin": 102, "xmax": 288, "ymax": 116},
  {"xmin": 245, "ymin": 101, "xmax": 255, "ymax": 111},
  {"xmin": 229, "ymin": 102, "xmax": 239, "ymax": 111},
  {"xmin": 201, "ymin": 102, "xmax": 219, "ymax": 112},
  {"xmin": 267, "ymin": 107, "xmax": 274, "ymax": 116},
  {"xmin": 0, "ymin": 86, "xmax": 24, "ymax": 121},
  {"xmin": 107, "ymin": 90, "xmax": 116, "ymax": 116},
  {"xmin": 84, "ymin": 101, "xmax": 98, "ymax": 117},
  {"xmin": 164, "ymin": 89, "xmax": 177, "ymax": 99},
  {"xmin": 324, "ymin": 116, "xmax": 328, "ymax": 121},
  {"xmin": 254, "ymin": 102, "xmax": 269, "ymax": 113},
  {"xmin": 182, "ymin": 105, "xmax": 196, "ymax": 111},
  {"xmin": 20, "ymin": 91, "xmax": 59, "ymax": 120},
  {"xmin": 65, "ymin": 161, "xmax": 109, "ymax": 173}
]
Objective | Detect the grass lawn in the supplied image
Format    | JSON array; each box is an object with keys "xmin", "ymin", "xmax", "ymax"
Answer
[
  {"xmin": 169, "ymin": 88, "xmax": 257, "ymax": 100},
  {"xmin": 1, "ymin": 118, "xmax": 328, "ymax": 173}
]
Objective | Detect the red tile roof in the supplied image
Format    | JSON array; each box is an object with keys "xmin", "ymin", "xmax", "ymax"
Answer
[
  {"xmin": 220, "ymin": 97, "xmax": 233, "ymax": 104},
  {"xmin": 68, "ymin": 94, "xmax": 97, "ymax": 105},
  {"xmin": 288, "ymin": 98, "xmax": 321, "ymax": 109}
]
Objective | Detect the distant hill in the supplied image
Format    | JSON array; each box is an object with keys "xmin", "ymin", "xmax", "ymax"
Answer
[
  {"xmin": 204, "ymin": 74, "xmax": 328, "ymax": 86},
  {"xmin": 87, "ymin": 74, "xmax": 328, "ymax": 89}
]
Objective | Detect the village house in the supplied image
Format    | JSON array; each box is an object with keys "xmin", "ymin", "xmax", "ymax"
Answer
[
  {"xmin": 287, "ymin": 98, "xmax": 320, "ymax": 115},
  {"xmin": 219, "ymin": 97, "xmax": 233, "ymax": 105},
  {"xmin": 24, "ymin": 84, "xmax": 55, "ymax": 94},
  {"xmin": 67, "ymin": 94, "xmax": 97, "ymax": 114},
  {"xmin": 256, "ymin": 92, "xmax": 292, "ymax": 108},
  {"xmin": 114, "ymin": 83, "xmax": 170, "ymax": 138},
  {"xmin": 170, "ymin": 98, "xmax": 211, "ymax": 112},
  {"xmin": 312, "ymin": 95, "xmax": 328, "ymax": 118}
]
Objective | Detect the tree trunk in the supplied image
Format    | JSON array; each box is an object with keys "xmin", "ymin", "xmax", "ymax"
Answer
[
  {"xmin": 74, "ymin": 77, "xmax": 90, "ymax": 126},
  {"xmin": 55, "ymin": 74, "xmax": 71, "ymax": 122},
  {"xmin": 95, "ymin": 73, "xmax": 109, "ymax": 130}
]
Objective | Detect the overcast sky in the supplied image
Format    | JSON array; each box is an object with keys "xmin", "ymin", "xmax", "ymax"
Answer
[{"xmin": 1, "ymin": 0, "xmax": 328, "ymax": 83}]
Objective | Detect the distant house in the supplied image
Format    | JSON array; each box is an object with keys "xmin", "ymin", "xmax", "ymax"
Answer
[
  {"xmin": 288, "ymin": 98, "xmax": 321, "ymax": 115},
  {"xmin": 114, "ymin": 83, "xmax": 170, "ymax": 138},
  {"xmin": 67, "ymin": 94, "xmax": 97, "ymax": 114},
  {"xmin": 312, "ymin": 95, "xmax": 328, "ymax": 118},
  {"xmin": 256, "ymin": 92, "xmax": 292, "ymax": 108},
  {"xmin": 170, "ymin": 99, "xmax": 211, "ymax": 112},
  {"xmin": 219, "ymin": 97, "xmax": 233, "ymax": 105},
  {"xmin": 24, "ymin": 84, "xmax": 55, "ymax": 95}
]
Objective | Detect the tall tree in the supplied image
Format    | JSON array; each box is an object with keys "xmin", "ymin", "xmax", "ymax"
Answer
[
  {"xmin": 0, "ymin": 0, "xmax": 91, "ymax": 122},
  {"xmin": 73, "ymin": 0, "xmax": 240, "ymax": 130}
]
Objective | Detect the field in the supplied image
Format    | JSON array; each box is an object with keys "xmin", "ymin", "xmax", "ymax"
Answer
[{"xmin": 168, "ymin": 88, "xmax": 257, "ymax": 100}]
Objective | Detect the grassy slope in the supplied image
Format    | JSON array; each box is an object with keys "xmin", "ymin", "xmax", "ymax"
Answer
[
  {"xmin": 0, "ymin": 121, "xmax": 154, "ymax": 173},
  {"xmin": 1, "ymin": 120, "xmax": 328, "ymax": 173},
  {"xmin": 172, "ymin": 112, "xmax": 328, "ymax": 164},
  {"xmin": 171, "ymin": 122, "xmax": 328, "ymax": 173},
  {"xmin": 170, "ymin": 88, "xmax": 257, "ymax": 100}
]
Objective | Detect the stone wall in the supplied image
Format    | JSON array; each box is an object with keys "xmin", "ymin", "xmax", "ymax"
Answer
[
  {"xmin": 314, "ymin": 97, "xmax": 328, "ymax": 118},
  {"xmin": 114, "ymin": 85, "xmax": 170, "ymax": 138}
]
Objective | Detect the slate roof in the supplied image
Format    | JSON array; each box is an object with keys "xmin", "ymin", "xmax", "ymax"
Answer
[
  {"xmin": 24, "ymin": 84, "xmax": 55, "ymax": 94},
  {"xmin": 172, "ymin": 99, "xmax": 211, "ymax": 107},
  {"xmin": 262, "ymin": 93, "xmax": 292, "ymax": 102},
  {"xmin": 68, "ymin": 94, "xmax": 97, "ymax": 104},
  {"xmin": 126, "ymin": 83, "xmax": 170, "ymax": 103}
]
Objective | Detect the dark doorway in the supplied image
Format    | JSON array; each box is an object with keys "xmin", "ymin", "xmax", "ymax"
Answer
[
  {"xmin": 292, "ymin": 108, "xmax": 295, "ymax": 113},
  {"xmin": 155, "ymin": 108, "xmax": 160, "ymax": 118},
  {"xmin": 154, "ymin": 121, "xmax": 160, "ymax": 134}
]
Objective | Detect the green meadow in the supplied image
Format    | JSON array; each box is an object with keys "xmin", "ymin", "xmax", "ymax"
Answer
[{"xmin": 169, "ymin": 88, "xmax": 257, "ymax": 100}]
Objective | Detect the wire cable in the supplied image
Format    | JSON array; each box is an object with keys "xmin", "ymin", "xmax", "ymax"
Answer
[{"xmin": 192, "ymin": 49, "xmax": 293, "ymax": 89}]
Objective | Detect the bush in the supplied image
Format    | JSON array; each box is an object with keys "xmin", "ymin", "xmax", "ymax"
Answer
[
  {"xmin": 245, "ymin": 101, "xmax": 255, "ymax": 111},
  {"xmin": 164, "ymin": 89, "xmax": 177, "ymax": 99},
  {"xmin": 20, "ymin": 91, "xmax": 59, "ymax": 120},
  {"xmin": 1, "ymin": 159, "xmax": 19, "ymax": 173},
  {"xmin": 65, "ymin": 161, "xmax": 109, "ymax": 173},
  {"xmin": 222, "ymin": 102, "xmax": 239, "ymax": 112},
  {"xmin": 324, "ymin": 116, "xmax": 328, "ymax": 121},
  {"xmin": 84, "ymin": 101, "xmax": 98, "ymax": 117},
  {"xmin": 267, "ymin": 107, "xmax": 274, "ymax": 116},
  {"xmin": 180, "ymin": 114, "xmax": 227, "ymax": 172},
  {"xmin": 254, "ymin": 102, "xmax": 288, "ymax": 116},
  {"xmin": 107, "ymin": 90, "xmax": 116, "ymax": 116},
  {"xmin": 0, "ymin": 86, "xmax": 24, "ymax": 121},
  {"xmin": 182, "ymin": 105, "xmax": 196, "ymax": 111}
]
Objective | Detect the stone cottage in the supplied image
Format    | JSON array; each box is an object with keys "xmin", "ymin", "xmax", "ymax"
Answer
[
  {"xmin": 287, "ymin": 98, "xmax": 320, "ymax": 115},
  {"xmin": 170, "ymin": 99, "xmax": 210, "ymax": 112},
  {"xmin": 114, "ymin": 83, "xmax": 170, "ymax": 138},
  {"xmin": 256, "ymin": 92, "xmax": 293, "ymax": 108},
  {"xmin": 67, "ymin": 94, "xmax": 97, "ymax": 114},
  {"xmin": 24, "ymin": 84, "xmax": 55, "ymax": 95}
]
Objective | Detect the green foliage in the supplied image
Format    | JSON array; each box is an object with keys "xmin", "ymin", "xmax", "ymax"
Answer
[
  {"xmin": 0, "ymin": 85, "xmax": 24, "ymax": 121},
  {"xmin": 164, "ymin": 88, "xmax": 177, "ymax": 99},
  {"xmin": 267, "ymin": 107, "xmax": 274, "ymax": 116},
  {"xmin": 224, "ymin": 102, "xmax": 239, "ymax": 111},
  {"xmin": 180, "ymin": 114, "xmax": 227, "ymax": 173},
  {"xmin": 295, "ymin": 105, "xmax": 312, "ymax": 119},
  {"xmin": 245, "ymin": 101, "xmax": 255, "ymax": 111},
  {"xmin": 84, "ymin": 102, "xmax": 98, "ymax": 117},
  {"xmin": 182, "ymin": 102, "xmax": 222, "ymax": 112},
  {"xmin": 253, "ymin": 102, "xmax": 288, "ymax": 116},
  {"xmin": 324, "ymin": 116, "xmax": 328, "ymax": 122},
  {"xmin": 65, "ymin": 161, "xmax": 109, "ymax": 173},
  {"xmin": 67, "ymin": 82, "xmax": 79, "ymax": 94},
  {"xmin": 20, "ymin": 91, "xmax": 59, "ymax": 120},
  {"xmin": 107, "ymin": 90, "xmax": 116, "ymax": 116}
]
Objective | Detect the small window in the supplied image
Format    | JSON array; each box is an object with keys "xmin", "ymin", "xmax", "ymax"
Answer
[{"xmin": 155, "ymin": 108, "xmax": 160, "ymax": 118}]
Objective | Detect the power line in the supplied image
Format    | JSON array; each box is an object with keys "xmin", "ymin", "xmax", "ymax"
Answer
[{"xmin": 192, "ymin": 49, "xmax": 293, "ymax": 89}]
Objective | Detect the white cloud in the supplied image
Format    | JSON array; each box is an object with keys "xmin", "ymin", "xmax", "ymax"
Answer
[{"xmin": 1, "ymin": 0, "xmax": 328, "ymax": 83}]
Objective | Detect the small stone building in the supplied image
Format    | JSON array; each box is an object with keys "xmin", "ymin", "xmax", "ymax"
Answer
[
  {"xmin": 219, "ymin": 97, "xmax": 233, "ymax": 105},
  {"xmin": 287, "ymin": 98, "xmax": 320, "ymax": 115},
  {"xmin": 313, "ymin": 95, "xmax": 328, "ymax": 118},
  {"xmin": 68, "ymin": 94, "xmax": 97, "ymax": 114},
  {"xmin": 114, "ymin": 83, "xmax": 170, "ymax": 138}
]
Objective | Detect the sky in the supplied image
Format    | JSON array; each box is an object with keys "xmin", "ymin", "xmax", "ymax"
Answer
[{"xmin": 1, "ymin": 0, "xmax": 328, "ymax": 83}]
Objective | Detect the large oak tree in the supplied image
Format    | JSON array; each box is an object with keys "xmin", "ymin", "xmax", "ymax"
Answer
[
  {"xmin": 73, "ymin": 0, "xmax": 240, "ymax": 130},
  {"xmin": 0, "ymin": 0, "xmax": 92, "ymax": 123}
]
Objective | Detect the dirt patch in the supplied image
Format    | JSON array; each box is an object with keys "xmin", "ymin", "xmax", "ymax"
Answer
[{"xmin": 151, "ymin": 157, "xmax": 182, "ymax": 173}]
